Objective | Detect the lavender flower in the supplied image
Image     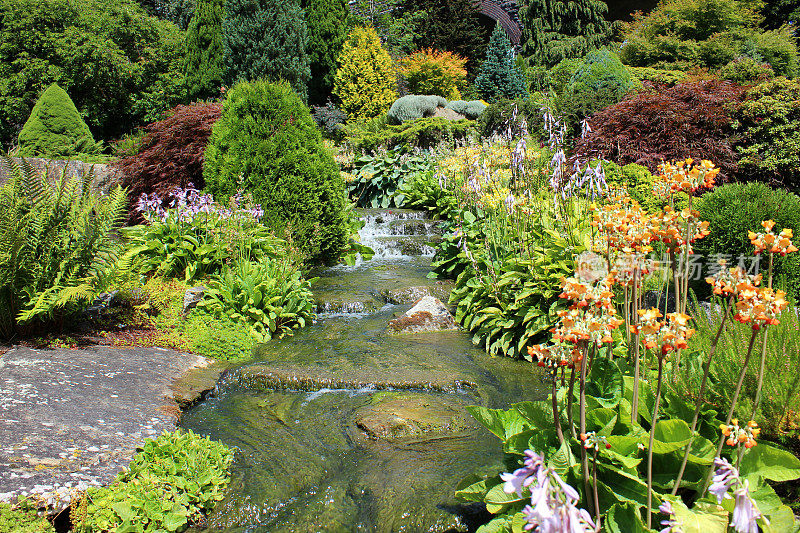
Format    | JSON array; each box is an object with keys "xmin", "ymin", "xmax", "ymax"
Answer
[
  {"xmin": 731, "ymin": 481, "xmax": 766, "ymax": 533},
  {"xmin": 501, "ymin": 450, "xmax": 595, "ymax": 533},
  {"xmin": 659, "ymin": 500, "xmax": 684, "ymax": 533},
  {"xmin": 708, "ymin": 457, "xmax": 736, "ymax": 504}
]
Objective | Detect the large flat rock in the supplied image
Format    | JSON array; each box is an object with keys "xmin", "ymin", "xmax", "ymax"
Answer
[{"xmin": 0, "ymin": 345, "xmax": 221, "ymax": 509}]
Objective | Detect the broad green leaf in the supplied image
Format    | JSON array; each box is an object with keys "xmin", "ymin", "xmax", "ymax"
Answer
[
  {"xmin": 603, "ymin": 502, "xmax": 648, "ymax": 533},
  {"xmin": 739, "ymin": 442, "xmax": 800, "ymax": 484},
  {"xmin": 586, "ymin": 407, "xmax": 618, "ymax": 436},
  {"xmin": 467, "ymin": 406, "xmax": 532, "ymax": 440},
  {"xmin": 476, "ymin": 515, "xmax": 513, "ymax": 533},
  {"xmin": 484, "ymin": 483, "xmax": 526, "ymax": 514},
  {"xmin": 671, "ymin": 499, "xmax": 728, "ymax": 533},
  {"xmin": 650, "ymin": 419, "xmax": 692, "ymax": 454},
  {"xmin": 586, "ymin": 359, "xmax": 624, "ymax": 409},
  {"xmin": 455, "ymin": 478, "xmax": 498, "ymax": 502}
]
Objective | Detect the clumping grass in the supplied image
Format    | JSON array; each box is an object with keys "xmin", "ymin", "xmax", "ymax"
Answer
[{"xmin": 673, "ymin": 297, "xmax": 800, "ymax": 441}]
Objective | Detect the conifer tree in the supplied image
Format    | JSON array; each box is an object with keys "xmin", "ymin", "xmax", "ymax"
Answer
[
  {"xmin": 184, "ymin": 0, "xmax": 225, "ymax": 101},
  {"xmin": 17, "ymin": 84, "xmax": 101, "ymax": 157},
  {"xmin": 222, "ymin": 0, "xmax": 311, "ymax": 100},
  {"xmin": 519, "ymin": 0, "xmax": 611, "ymax": 67},
  {"xmin": 333, "ymin": 27, "xmax": 397, "ymax": 119},
  {"xmin": 404, "ymin": 0, "xmax": 489, "ymax": 69},
  {"xmin": 475, "ymin": 24, "xmax": 528, "ymax": 101},
  {"xmin": 301, "ymin": 0, "xmax": 352, "ymax": 105}
]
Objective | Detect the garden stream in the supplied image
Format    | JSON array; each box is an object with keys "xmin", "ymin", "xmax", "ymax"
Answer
[{"xmin": 180, "ymin": 209, "xmax": 547, "ymax": 533}]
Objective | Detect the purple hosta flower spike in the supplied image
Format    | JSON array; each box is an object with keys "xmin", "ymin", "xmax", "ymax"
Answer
[
  {"xmin": 659, "ymin": 500, "xmax": 684, "ymax": 533},
  {"xmin": 708, "ymin": 457, "xmax": 736, "ymax": 504},
  {"xmin": 731, "ymin": 481, "xmax": 764, "ymax": 533}
]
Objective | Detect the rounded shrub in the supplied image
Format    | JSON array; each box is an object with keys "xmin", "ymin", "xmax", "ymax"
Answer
[
  {"xmin": 387, "ymin": 95, "xmax": 446, "ymax": 124},
  {"xmin": 445, "ymin": 100, "xmax": 487, "ymax": 119},
  {"xmin": 17, "ymin": 84, "xmax": 101, "ymax": 157},
  {"xmin": 398, "ymin": 48, "xmax": 468, "ymax": 99},
  {"xmin": 694, "ymin": 182, "xmax": 800, "ymax": 301},
  {"xmin": 203, "ymin": 80, "xmax": 348, "ymax": 264},
  {"xmin": 477, "ymin": 97, "xmax": 541, "ymax": 137},
  {"xmin": 558, "ymin": 49, "xmax": 633, "ymax": 122},
  {"xmin": 719, "ymin": 56, "xmax": 774, "ymax": 84}
]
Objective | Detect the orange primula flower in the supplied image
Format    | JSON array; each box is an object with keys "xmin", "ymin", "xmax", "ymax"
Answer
[
  {"xmin": 720, "ymin": 419, "xmax": 760, "ymax": 449},
  {"xmin": 658, "ymin": 158, "xmax": 719, "ymax": 193},
  {"xmin": 734, "ymin": 285, "xmax": 789, "ymax": 329},
  {"xmin": 749, "ymin": 220, "xmax": 799, "ymax": 256}
]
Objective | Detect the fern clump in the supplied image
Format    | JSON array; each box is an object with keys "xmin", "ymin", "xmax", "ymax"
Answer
[
  {"xmin": 17, "ymin": 84, "xmax": 102, "ymax": 158},
  {"xmin": 445, "ymin": 100, "xmax": 487, "ymax": 119},
  {"xmin": 0, "ymin": 157, "xmax": 126, "ymax": 338},
  {"xmin": 387, "ymin": 95, "xmax": 447, "ymax": 124}
]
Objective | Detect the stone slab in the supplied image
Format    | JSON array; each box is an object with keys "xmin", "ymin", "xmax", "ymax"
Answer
[{"xmin": 0, "ymin": 345, "xmax": 219, "ymax": 509}]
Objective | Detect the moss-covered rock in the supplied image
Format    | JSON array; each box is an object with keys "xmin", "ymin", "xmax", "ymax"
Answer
[{"xmin": 17, "ymin": 84, "xmax": 100, "ymax": 158}]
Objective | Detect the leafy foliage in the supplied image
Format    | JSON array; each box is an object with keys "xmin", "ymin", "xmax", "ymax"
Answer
[
  {"xmin": 121, "ymin": 189, "xmax": 284, "ymax": 282},
  {"xmin": 557, "ymin": 49, "xmax": 633, "ymax": 123},
  {"xmin": 333, "ymin": 26, "xmax": 397, "ymax": 120},
  {"xmin": 573, "ymin": 81, "xmax": 748, "ymax": 181},
  {"xmin": 0, "ymin": 158, "xmax": 126, "ymax": 339},
  {"xmin": 0, "ymin": 0, "xmax": 187, "ymax": 148},
  {"xmin": 398, "ymin": 49, "xmax": 468, "ymax": 100},
  {"xmin": 344, "ymin": 148, "xmax": 431, "ymax": 208},
  {"xmin": 387, "ymin": 95, "xmax": 447, "ymax": 124},
  {"xmin": 17, "ymin": 84, "xmax": 101, "ymax": 158},
  {"xmin": 117, "ymin": 101, "xmax": 222, "ymax": 222},
  {"xmin": 518, "ymin": 0, "xmax": 612, "ymax": 67},
  {"xmin": 601, "ymin": 160, "xmax": 688, "ymax": 214},
  {"xmin": 311, "ymin": 101, "xmax": 348, "ymax": 140},
  {"xmin": 733, "ymin": 77, "xmax": 800, "ymax": 189},
  {"xmin": 344, "ymin": 116, "xmax": 476, "ymax": 152},
  {"xmin": 477, "ymin": 97, "xmax": 542, "ymax": 138},
  {"xmin": 349, "ymin": 0, "xmax": 424, "ymax": 56},
  {"xmin": 72, "ymin": 430, "xmax": 232, "ymax": 533},
  {"xmin": 183, "ymin": 0, "xmax": 224, "ymax": 101},
  {"xmin": 693, "ymin": 182, "xmax": 800, "ymax": 301},
  {"xmin": 718, "ymin": 55, "xmax": 775, "ymax": 84},
  {"xmin": 222, "ymin": 0, "xmax": 310, "ymax": 100},
  {"xmin": 626, "ymin": 65, "xmax": 689, "ymax": 87},
  {"xmin": 0, "ymin": 500, "xmax": 54, "ymax": 533},
  {"xmin": 196, "ymin": 258, "xmax": 315, "ymax": 342},
  {"xmin": 620, "ymin": 0, "xmax": 799, "ymax": 77},
  {"xmin": 301, "ymin": 0, "xmax": 352, "ymax": 105},
  {"xmin": 396, "ymin": 168, "xmax": 456, "ymax": 214},
  {"xmin": 204, "ymin": 80, "xmax": 348, "ymax": 264},
  {"xmin": 475, "ymin": 25, "xmax": 528, "ymax": 101}
]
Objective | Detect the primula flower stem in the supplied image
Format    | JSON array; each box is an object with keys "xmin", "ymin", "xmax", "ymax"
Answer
[
  {"xmin": 592, "ymin": 447, "xmax": 601, "ymax": 528},
  {"xmin": 751, "ymin": 253, "xmax": 774, "ymax": 420},
  {"xmin": 579, "ymin": 344, "xmax": 591, "ymax": 514},
  {"xmin": 567, "ymin": 365, "xmax": 577, "ymax": 440},
  {"xmin": 646, "ymin": 355, "xmax": 665, "ymax": 529},
  {"xmin": 672, "ymin": 296, "xmax": 732, "ymax": 495},
  {"xmin": 632, "ymin": 279, "xmax": 641, "ymax": 426},
  {"xmin": 551, "ymin": 373, "xmax": 565, "ymax": 447},
  {"xmin": 702, "ymin": 327, "xmax": 760, "ymax": 494}
]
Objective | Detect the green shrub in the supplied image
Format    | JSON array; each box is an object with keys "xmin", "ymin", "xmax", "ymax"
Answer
[
  {"xmin": 477, "ymin": 97, "xmax": 542, "ymax": 137},
  {"xmin": 17, "ymin": 84, "xmax": 101, "ymax": 158},
  {"xmin": 121, "ymin": 187, "xmax": 285, "ymax": 282},
  {"xmin": 196, "ymin": 258, "xmax": 315, "ymax": 342},
  {"xmin": 73, "ymin": 430, "xmax": 232, "ymax": 533},
  {"xmin": 445, "ymin": 100, "xmax": 487, "ymax": 119},
  {"xmin": 203, "ymin": 80, "xmax": 348, "ymax": 264},
  {"xmin": 0, "ymin": 501, "xmax": 53, "ymax": 533},
  {"xmin": 546, "ymin": 58, "xmax": 581, "ymax": 95},
  {"xmin": 345, "ymin": 116, "xmax": 476, "ymax": 152},
  {"xmin": 719, "ymin": 55, "xmax": 775, "ymax": 84},
  {"xmin": 396, "ymin": 168, "xmax": 455, "ymax": 215},
  {"xmin": 387, "ymin": 95, "xmax": 447, "ymax": 124},
  {"xmin": 625, "ymin": 65, "xmax": 689, "ymax": 87},
  {"xmin": 601, "ymin": 160, "xmax": 689, "ymax": 213},
  {"xmin": 0, "ymin": 158, "xmax": 126, "ymax": 339},
  {"xmin": 558, "ymin": 49, "xmax": 633, "ymax": 122},
  {"xmin": 398, "ymin": 48, "xmax": 468, "ymax": 99},
  {"xmin": 734, "ymin": 76, "xmax": 800, "ymax": 189},
  {"xmin": 694, "ymin": 182, "xmax": 800, "ymax": 301}
]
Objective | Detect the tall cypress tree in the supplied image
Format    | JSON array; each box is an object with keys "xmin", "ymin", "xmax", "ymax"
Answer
[
  {"xmin": 475, "ymin": 24, "xmax": 527, "ymax": 101},
  {"xmin": 223, "ymin": 0, "xmax": 311, "ymax": 100},
  {"xmin": 519, "ymin": 0, "xmax": 611, "ymax": 67},
  {"xmin": 301, "ymin": 0, "xmax": 351, "ymax": 105},
  {"xmin": 183, "ymin": 0, "xmax": 224, "ymax": 101}
]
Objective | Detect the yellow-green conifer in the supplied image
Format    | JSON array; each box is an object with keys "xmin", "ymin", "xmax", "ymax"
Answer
[{"xmin": 333, "ymin": 27, "xmax": 397, "ymax": 119}]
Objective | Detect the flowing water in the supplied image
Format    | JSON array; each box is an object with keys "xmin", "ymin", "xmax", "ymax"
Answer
[{"xmin": 180, "ymin": 209, "xmax": 547, "ymax": 533}]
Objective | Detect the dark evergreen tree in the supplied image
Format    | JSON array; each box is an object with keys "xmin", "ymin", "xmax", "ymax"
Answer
[
  {"xmin": 475, "ymin": 24, "xmax": 527, "ymax": 101},
  {"xmin": 519, "ymin": 0, "xmax": 611, "ymax": 67},
  {"xmin": 301, "ymin": 0, "xmax": 351, "ymax": 105},
  {"xmin": 184, "ymin": 0, "xmax": 224, "ymax": 101},
  {"xmin": 762, "ymin": 0, "xmax": 800, "ymax": 29},
  {"xmin": 222, "ymin": 0, "xmax": 311, "ymax": 100},
  {"xmin": 404, "ymin": 0, "xmax": 489, "ymax": 69}
]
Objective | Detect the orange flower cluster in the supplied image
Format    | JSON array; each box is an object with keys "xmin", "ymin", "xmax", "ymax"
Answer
[
  {"xmin": 734, "ymin": 283, "xmax": 789, "ymax": 330},
  {"xmin": 705, "ymin": 262, "xmax": 756, "ymax": 296},
  {"xmin": 610, "ymin": 251, "xmax": 655, "ymax": 287},
  {"xmin": 721, "ymin": 419, "xmax": 760, "ymax": 449},
  {"xmin": 657, "ymin": 158, "xmax": 719, "ymax": 193},
  {"xmin": 591, "ymin": 199, "xmax": 654, "ymax": 253},
  {"xmin": 630, "ymin": 309, "xmax": 695, "ymax": 356},
  {"xmin": 528, "ymin": 342, "xmax": 580, "ymax": 369},
  {"xmin": 650, "ymin": 207, "xmax": 710, "ymax": 254},
  {"xmin": 749, "ymin": 220, "xmax": 798, "ymax": 256}
]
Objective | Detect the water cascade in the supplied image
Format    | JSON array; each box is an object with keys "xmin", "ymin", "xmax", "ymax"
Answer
[{"xmin": 180, "ymin": 209, "xmax": 547, "ymax": 532}]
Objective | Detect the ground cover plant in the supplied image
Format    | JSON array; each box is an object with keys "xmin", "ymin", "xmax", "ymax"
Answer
[
  {"xmin": 0, "ymin": 500, "xmax": 54, "ymax": 533},
  {"xmin": 343, "ymin": 147, "xmax": 432, "ymax": 208},
  {"xmin": 71, "ymin": 430, "xmax": 233, "ymax": 532}
]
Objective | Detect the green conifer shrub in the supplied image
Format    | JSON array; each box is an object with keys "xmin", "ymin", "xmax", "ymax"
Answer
[
  {"xmin": 301, "ymin": 0, "xmax": 352, "ymax": 105},
  {"xmin": 474, "ymin": 25, "xmax": 528, "ymax": 101},
  {"xmin": 518, "ymin": 0, "xmax": 612, "ymax": 67},
  {"xmin": 222, "ymin": 0, "xmax": 310, "ymax": 100},
  {"xmin": 558, "ymin": 49, "xmax": 634, "ymax": 122},
  {"xmin": 183, "ymin": 0, "xmax": 224, "ymax": 101},
  {"xmin": 203, "ymin": 80, "xmax": 347, "ymax": 264},
  {"xmin": 17, "ymin": 84, "xmax": 101, "ymax": 158},
  {"xmin": 333, "ymin": 26, "xmax": 397, "ymax": 119},
  {"xmin": 445, "ymin": 100, "xmax": 486, "ymax": 119}
]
